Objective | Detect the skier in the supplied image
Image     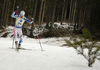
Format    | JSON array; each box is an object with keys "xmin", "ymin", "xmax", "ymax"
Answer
[{"xmin": 11, "ymin": 7, "xmax": 33, "ymax": 49}]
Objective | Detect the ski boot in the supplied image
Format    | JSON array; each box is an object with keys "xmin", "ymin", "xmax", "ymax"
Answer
[
  {"xmin": 15, "ymin": 41, "xmax": 19, "ymax": 51},
  {"xmin": 18, "ymin": 43, "xmax": 25, "ymax": 50},
  {"xmin": 18, "ymin": 43, "xmax": 21, "ymax": 49}
]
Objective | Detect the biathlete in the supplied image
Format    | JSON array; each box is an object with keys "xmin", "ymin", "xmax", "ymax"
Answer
[{"xmin": 11, "ymin": 8, "xmax": 33, "ymax": 49}]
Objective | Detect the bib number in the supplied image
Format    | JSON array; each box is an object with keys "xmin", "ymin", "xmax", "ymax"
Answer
[{"xmin": 16, "ymin": 18, "xmax": 24, "ymax": 27}]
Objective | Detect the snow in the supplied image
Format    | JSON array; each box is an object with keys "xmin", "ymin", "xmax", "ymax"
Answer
[
  {"xmin": 0, "ymin": 37, "xmax": 100, "ymax": 70},
  {"xmin": 54, "ymin": 22, "xmax": 69, "ymax": 29},
  {"xmin": 0, "ymin": 25, "xmax": 100, "ymax": 70}
]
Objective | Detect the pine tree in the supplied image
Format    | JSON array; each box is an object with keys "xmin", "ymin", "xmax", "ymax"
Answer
[{"xmin": 66, "ymin": 28, "xmax": 100, "ymax": 67}]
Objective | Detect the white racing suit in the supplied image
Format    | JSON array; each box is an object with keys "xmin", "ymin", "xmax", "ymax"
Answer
[{"xmin": 11, "ymin": 12, "xmax": 33, "ymax": 44}]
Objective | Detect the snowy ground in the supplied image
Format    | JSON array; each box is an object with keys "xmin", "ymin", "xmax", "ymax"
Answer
[
  {"xmin": 0, "ymin": 25, "xmax": 100, "ymax": 70},
  {"xmin": 0, "ymin": 37, "xmax": 100, "ymax": 70}
]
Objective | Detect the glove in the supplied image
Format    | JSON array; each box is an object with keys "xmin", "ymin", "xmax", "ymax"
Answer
[
  {"xmin": 14, "ymin": 6, "xmax": 19, "ymax": 11},
  {"xmin": 14, "ymin": 6, "xmax": 19, "ymax": 14}
]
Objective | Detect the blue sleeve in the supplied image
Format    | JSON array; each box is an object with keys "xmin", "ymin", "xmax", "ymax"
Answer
[
  {"xmin": 24, "ymin": 17, "xmax": 33, "ymax": 24},
  {"xmin": 11, "ymin": 12, "xmax": 19, "ymax": 18},
  {"xmin": 11, "ymin": 12, "xmax": 16, "ymax": 18}
]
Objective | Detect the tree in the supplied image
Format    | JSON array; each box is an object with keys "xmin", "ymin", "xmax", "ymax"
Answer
[
  {"xmin": 0, "ymin": 0, "xmax": 6, "ymax": 28},
  {"xmin": 61, "ymin": 0, "xmax": 65, "ymax": 25},
  {"xmin": 66, "ymin": 28, "xmax": 100, "ymax": 67},
  {"xmin": 39, "ymin": 0, "xmax": 44, "ymax": 25},
  {"xmin": 51, "ymin": 0, "xmax": 57, "ymax": 28},
  {"xmin": 41, "ymin": 1, "xmax": 46, "ymax": 24}
]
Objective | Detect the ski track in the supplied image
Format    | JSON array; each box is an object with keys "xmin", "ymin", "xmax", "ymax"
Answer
[{"xmin": 0, "ymin": 38, "xmax": 100, "ymax": 70}]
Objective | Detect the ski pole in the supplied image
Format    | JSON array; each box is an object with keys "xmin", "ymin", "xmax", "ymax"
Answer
[
  {"xmin": 12, "ymin": 28, "xmax": 15, "ymax": 49},
  {"xmin": 32, "ymin": 21, "xmax": 43, "ymax": 51},
  {"xmin": 12, "ymin": 6, "xmax": 19, "ymax": 49}
]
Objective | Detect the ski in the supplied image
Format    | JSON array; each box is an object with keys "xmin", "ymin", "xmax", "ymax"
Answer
[
  {"xmin": 15, "ymin": 47, "xmax": 19, "ymax": 52},
  {"xmin": 10, "ymin": 47, "xmax": 31, "ymax": 51},
  {"xmin": 18, "ymin": 47, "xmax": 32, "ymax": 50}
]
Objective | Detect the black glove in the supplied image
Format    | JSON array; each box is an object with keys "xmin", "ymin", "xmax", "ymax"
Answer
[
  {"xmin": 14, "ymin": 6, "xmax": 19, "ymax": 11},
  {"xmin": 14, "ymin": 6, "xmax": 19, "ymax": 14}
]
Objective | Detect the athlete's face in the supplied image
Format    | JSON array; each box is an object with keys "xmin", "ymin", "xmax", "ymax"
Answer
[{"xmin": 20, "ymin": 16, "xmax": 23, "ymax": 18}]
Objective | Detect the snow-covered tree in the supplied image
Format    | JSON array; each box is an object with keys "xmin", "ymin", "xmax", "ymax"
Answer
[{"xmin": 66, "ymin": 28, "xmax": 100, "ymax": 67}]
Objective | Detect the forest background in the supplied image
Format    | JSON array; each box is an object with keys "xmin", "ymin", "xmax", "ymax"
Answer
[{"xmin": 0, "ymin": 0, "xmax": 100, "ymax": 39}]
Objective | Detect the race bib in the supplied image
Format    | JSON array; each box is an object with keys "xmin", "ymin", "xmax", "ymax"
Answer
[{"xmin": 16, "ymin": 18, "xmax": 25, "ymax": 27}]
